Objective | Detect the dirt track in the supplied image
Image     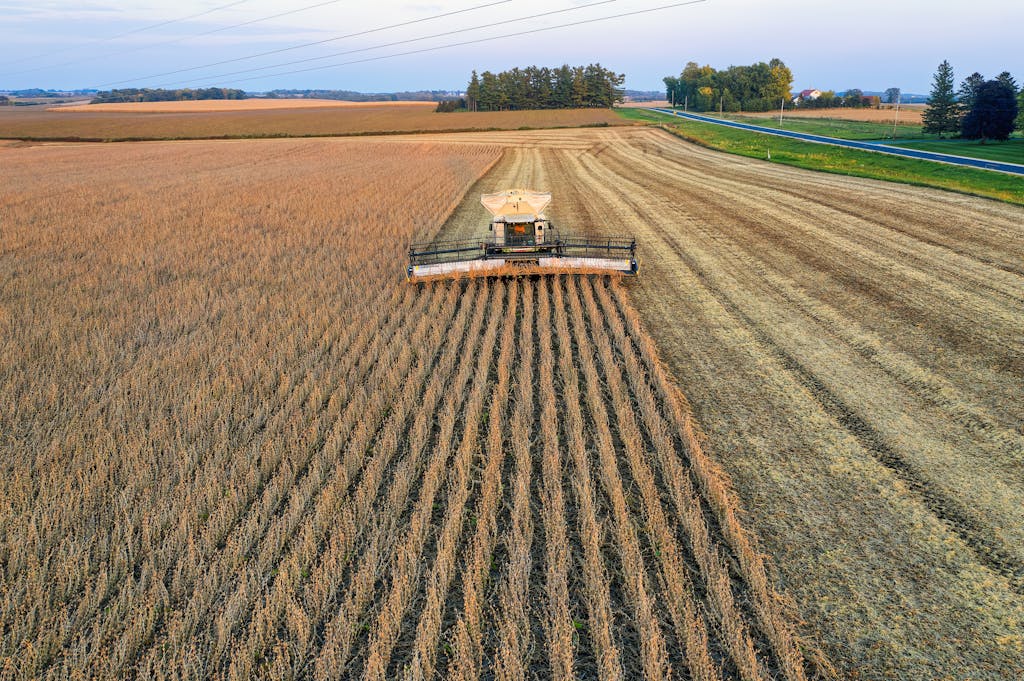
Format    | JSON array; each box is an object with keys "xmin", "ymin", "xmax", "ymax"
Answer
[{"xmin": 432, "ymin": 126, "xmax": 1024, "ymax": 679}]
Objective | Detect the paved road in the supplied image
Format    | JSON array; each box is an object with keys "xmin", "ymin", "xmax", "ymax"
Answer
[{"xmin": 650, "ymin": 108, "xmax": 1024, "ymax": 176}]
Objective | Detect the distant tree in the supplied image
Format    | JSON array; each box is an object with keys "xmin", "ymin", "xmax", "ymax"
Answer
[
  {"xmin": 995, "ymin": 71, "xmax": 1019, "ymax": 95},
  {"xmin": 664, "ymin": 58, "xmax": 792, "ymax": 112},
  {"xmin": 958, "ymin": 71, "xmax": 985, "ymax": 110},
  {"xmin": 663, "ymin": 76, "xmax": 679, "ymax": 105},
  {"xmin": 923, "ymin": 60, "xmax": 961, "ymax": 136},
  {"xmin": 434, "ymin": 98, "xmax": 466, "ymax": 112},
  {"xmin": 467, "ymin": 63, "xmax": 622, "ymax": 111},
  {"xmin": 477, "ymin": 71, "xmax": 498, "ymax": 111},
  {"xmin": 884, "ymin": 87, "xmax": 901, "ymax": 104},
  {"xmin": 816, "ymin": 90, "xmax": 836, "ymax": 108},
  {"xmin": 553, "ymin": 65, "xmax": 574, "ymax": 108},
  {"xmin": 843, "ymin": 88, "xmax": 864, "ymax": 107},
  {"xmin": 0, "ymin": 95, "xmax": 8, "ymax": 105},
  {"xmin": 766, "ymin": 57, "xmax": 794, "ymax": 107},
  {"xmin": 465, "ymin": 70, "xmax": 480, "ymax": 111},
  {"xmin": 961, "ymin": 80, "xmax": 1018, "ymax": 140}
]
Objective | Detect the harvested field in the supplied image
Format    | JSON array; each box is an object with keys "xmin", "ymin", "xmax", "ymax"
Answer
[
  {"xmin": 0, "ymin": 137, "xmax": 808, "ymax": 680},
  {"xmin": 427, "ymin": 126, "xmax": 1024, "ymax": 680},
  {"xmin": 54, "ymin": 99, "xmax": 436, "ymax": 113},
  {"xmin": 0, "ymin": 105, "xmax": 625, "ymax": 141},
  {"xmin": 741, "ymin": 105, "xmax": 924, "ymax": 124}
]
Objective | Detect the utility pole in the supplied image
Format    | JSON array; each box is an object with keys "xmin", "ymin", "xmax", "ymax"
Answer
[
  {"xmin": 892, "ymin": 92, "xmax": 901, "ymax": 139},
  {"xmin": 779, "ymin": 97, "xmax": 785, "ymax": 126},
  {"xmin": 684, "ymin": 94, "xmax": 688, "ymax": 112},
  {"xmin": 720, "ymin": 95, "xmax": 724, "ymax": 117}
]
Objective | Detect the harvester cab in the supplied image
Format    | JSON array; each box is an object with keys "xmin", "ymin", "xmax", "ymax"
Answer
[{"xmin": 407, "ymin": 189, "xmax": 638, "ymax": 281}]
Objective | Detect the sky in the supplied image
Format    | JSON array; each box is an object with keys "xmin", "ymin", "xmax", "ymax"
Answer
[{"xmin": 1, "ymin": 0, "xmax": 1022, "ymax": 94}]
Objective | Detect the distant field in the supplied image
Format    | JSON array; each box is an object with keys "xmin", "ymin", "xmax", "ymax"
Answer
[
  {"xmin": 617, "ymin": 100, "xmax": 670, "ymax": 108},
  {"xmin": 741, "ymin": 105, "xmax": 925, "ymax": 125},
  {"xmin": 0, "ymin": 105, "xmax": 626, "ymax": 141},
  {"xmin": 55, "ymin": 99, "xmax": 435, "ymax": 113},
  {"xmin": 889, "ymin": 137, "xmax": 1024, "ymax": 164},
  {"xmin": 724, "ymin": 114, "xmax": 929, "ymax": 141},
  {"xmin": 619, "ymin": 108, "xmax": 1024, "ymax": 205}
]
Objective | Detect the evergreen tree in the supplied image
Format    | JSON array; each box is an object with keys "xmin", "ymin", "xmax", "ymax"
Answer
[
  {"xmin": 465, "ymin": 63, "xmax": 623, "ymax": 111},
  {"xmin": 1017, "ymin": 89, "xmax": 1024, "ymax": 132},
  {"xmin": 466, "ymin": 70, "xmax": 480, "ymax": 111},
  {"xmin": 958, "ymin": 71, "xmax": 985, "ymax": 110},
  {"xmin": 961, "ymin": 80, "xmax": 1018, "ymax": 140},
  {"xmin": 553, "ymin": 65, "xmax": 574, "ymax": 108},
  {"xmin": 996, "ymin": 71, "xmax": 1019, "ymax": 95},
  {"xmin": 922, "ymin": 60, "xmax": 961, "ymax": 136}
]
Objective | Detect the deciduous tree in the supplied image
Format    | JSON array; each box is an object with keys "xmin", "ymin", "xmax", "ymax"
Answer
[{"xmin": 961, "ymin": 79, "xmax": 1018, "ymax": 140}]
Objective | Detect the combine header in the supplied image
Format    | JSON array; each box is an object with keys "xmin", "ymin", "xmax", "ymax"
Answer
[{"xmin": 407, "ymin": 189, "xmax": 638, "ymax": 281}]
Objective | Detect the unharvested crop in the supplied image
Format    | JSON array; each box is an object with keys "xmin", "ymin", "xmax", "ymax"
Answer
[
  {"xmin": 434, "ymin": 125, "xmax": 1024, "ymax": 680},
  {"xmin": 0, "ymin": 135, "xmax": 808, "ymax": 680}
]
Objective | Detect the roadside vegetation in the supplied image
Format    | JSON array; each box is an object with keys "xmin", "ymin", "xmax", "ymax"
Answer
[
  {"xmin": 888, "ymin": 137, "xmax": 1024, "ymax": 164},
  {"xmin": 715, "ymin": 114, "xmax": 929, "ymax": 141},
  {"xmin": 617, "ymin": 108, "xmax": 1024, "ymax": 205}
]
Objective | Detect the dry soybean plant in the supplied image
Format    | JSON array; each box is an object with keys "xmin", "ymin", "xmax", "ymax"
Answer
[{"xmin": 0, "ymin": 139, "xmax": 810, "ymax": 680}]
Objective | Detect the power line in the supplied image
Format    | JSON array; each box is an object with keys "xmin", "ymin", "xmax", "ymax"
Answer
[
  {"xmin": 146, "ymin": 0, "xmax": 620, "ymax": 89},
  {"xmin": 2, "ymin": 0, "xmax": 255, "ymax": 74},
  {"xmin": 93, "ymin": 0, "xmax": 513, "ymax": 89},
  {"xmin": 166, "ymin": 0, "xmax": 708, "ymax": 89},
  {"xmin": 4, "ymin": 0, "xmax": 346, "ymax": 79}
]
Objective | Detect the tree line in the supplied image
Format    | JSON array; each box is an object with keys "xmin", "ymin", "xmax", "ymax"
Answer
[
  {"xmin": 662, "ymin": 59, "xmax": 793, "ymax": 112},
  {"xmin": 923, "ymin": 61, "xmax": 1021, "ymax": 140},
  {"xmin": 792, "ymin": 89, "xmax": 881, "ymax": 109},
  {"xmin": 452, "ymin": 64, "xmax": 625, "ymax": 112},
  {"xmin": 91, "ymin": 88, "xmax": 246, "ymax": 104}
]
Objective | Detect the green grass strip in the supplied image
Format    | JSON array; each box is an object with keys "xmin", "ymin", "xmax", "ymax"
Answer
[
  {"xmin": 887, "ymin": 138, "xmax": 1024, "ymax": 165},
  {"xmin": 616, "ymin": 108, "xmax": 1024, "ymax": 206}
]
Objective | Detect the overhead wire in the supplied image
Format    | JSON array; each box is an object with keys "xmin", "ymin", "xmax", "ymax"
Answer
[
  {"xmin": 2, "ymin": 0, "xmax": 255, "ymax": 74},
  {"xmin": 141, "ymin": 0, "xmax": 620, "ymax": 88},
  {"xmin": 158, "ymin": 0, "xmax": 708, "ymax": 89},
  {"xmin": 92, "ymin": 0, "xmax": 514, "ymax": 89},
  {"xmin": 3, "ymin": 0, "xmax": 347, "ymax": 78}
]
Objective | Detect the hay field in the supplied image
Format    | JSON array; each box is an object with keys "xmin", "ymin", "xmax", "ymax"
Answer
[
  {"xmin": 0, "ymin": 105, "xmax": 625, "ymax": 141},
  {"xmin": 741, "ymin": 106, "xmax": 924, "ymax": 124},
  {"xmin": 55, "ymin": 99, "xmax": 435, "ymax": 113},
  {"xmin": 0, "ymin": 138, "xmax": 808, "ymax": 680},
  {"xmin": 426, "ymin": 126, "xmax": 1024, "ymax": 680}
]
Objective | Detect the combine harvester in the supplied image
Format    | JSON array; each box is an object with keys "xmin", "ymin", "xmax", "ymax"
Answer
[{"xmin": 407, "ymin": 189, "xmax": 638, "ymax": 281}]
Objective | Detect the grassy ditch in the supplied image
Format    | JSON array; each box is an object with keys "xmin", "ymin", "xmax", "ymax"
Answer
[
  {"xmin": 725, "ymin": 114, "xmax": 928, "ymax": 140},
  {"xmin": 617, "ymin": 108, "xmax": 1024, "ymax": 206},
  {"xmin": 888, "ymin": 137, "xmax": 1024, "ymax": 164}
]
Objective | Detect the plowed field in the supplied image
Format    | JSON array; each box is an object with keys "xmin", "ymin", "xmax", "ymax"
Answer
[
  {"xmin": 427, "ymin": 126, "xmax": 1024, "ymax": 679},
  {"xmin": 0, "ymin": 137, "xmax": 807, "ymax": 680}
]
